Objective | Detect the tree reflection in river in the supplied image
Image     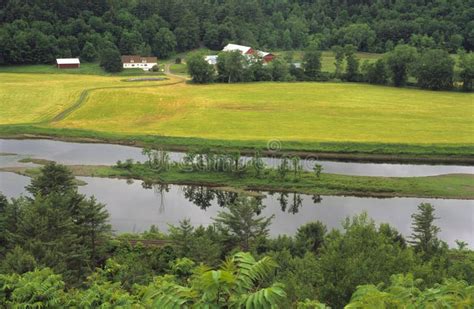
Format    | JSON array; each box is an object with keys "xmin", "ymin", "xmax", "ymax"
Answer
[
  {"xmin": 139, "ymin": 182, "xmax": 323, "ymax": 215},
  {"xmin": 272, "ymin": 192, "xmax": 323, "ymax": 214},
  {"xmin": 214, "ymin": 190, "xmax": 239, "ymax": 207},
  {"xmin": 140, "ymin": 180, "xmax": 170, "ymax": 213},
  {"xmin": 183, "ymin": 186, "xmax": 215, "ymax": 209}
]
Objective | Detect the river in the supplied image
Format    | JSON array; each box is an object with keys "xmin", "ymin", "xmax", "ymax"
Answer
[
  {"xmin": 1, "ymin": 139, "xmax": 473, "ymax": 176},
  {"xmin": 0, "ymin": 139, "xmax": 473, "ymax": 247}
]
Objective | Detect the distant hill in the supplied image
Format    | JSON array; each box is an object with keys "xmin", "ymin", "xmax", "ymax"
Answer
[{"xmin": 0, "ymin": 0, "xmax": 472, "ymax": 65}]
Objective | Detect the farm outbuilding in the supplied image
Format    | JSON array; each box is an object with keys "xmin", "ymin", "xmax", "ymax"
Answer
[
  {"xmin": 121, "ymin": 55, "xmax": 158, "ymax": 71},
  {"xmin": 56, "ymin": 58, "xmax": 80, "ymax": 69},
  {"xmin": 222, "ymin": 43, "xmax": 275, "ymax": 63},
  {"xmin": 257, "ymin": 51, "xmax": 275, "ymax": 63},
  {"xmin": 222, "ymin": 43, "xmax": 255, "ymax": 55}
]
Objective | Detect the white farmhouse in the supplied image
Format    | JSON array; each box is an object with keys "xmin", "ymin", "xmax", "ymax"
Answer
[{"xmin": 121, "ymin": 55, "xmax": 158, "ymax": 71}]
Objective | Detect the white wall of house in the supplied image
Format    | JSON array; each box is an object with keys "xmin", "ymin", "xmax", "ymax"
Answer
[{"xmin": 123, "ymin": 62, "xmax": 157, "ymax": 71}]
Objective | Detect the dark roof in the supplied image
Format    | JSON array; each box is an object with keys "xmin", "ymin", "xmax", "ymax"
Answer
[{"xmin": 121, "ymin": 55, "xmax": 157, "ymax": 63}]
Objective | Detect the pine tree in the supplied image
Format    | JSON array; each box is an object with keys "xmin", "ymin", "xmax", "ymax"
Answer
[{"xmin": 409, "ymin": 203, "xmax": 441, "ymax": 259}]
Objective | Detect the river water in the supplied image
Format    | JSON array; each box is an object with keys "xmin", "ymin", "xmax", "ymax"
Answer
[
  {"xmin": 0, "ymin": 139, "xmax": 473, "ymax": 247},
  {"xmin": 1, "ymin": 139, "xmax": 473, "ymax": 176}
]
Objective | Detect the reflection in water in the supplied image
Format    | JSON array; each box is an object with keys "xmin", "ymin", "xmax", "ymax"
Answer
[
  {"xmin": 272, "ymin": 192, "xmax": 322, "ymax": 214},
  {"xmin": 183, "ymin": 186, "xmax": 215, "ymax": 210},
  {"xmin": 0, "ymin": 172, "xmax": 472, "ymax": 247}
]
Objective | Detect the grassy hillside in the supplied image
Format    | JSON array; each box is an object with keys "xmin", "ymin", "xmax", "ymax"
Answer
[
  {"xmin": 0, "ymin": 72, "xmax": 472, "ymax": 159},
  {"xmin": 53, "ymin": 82, "xmax": 473, "ymax": 145},
  {"xmin": 0, "ymin": 73, "xmax": 178, "ymax": 124}
]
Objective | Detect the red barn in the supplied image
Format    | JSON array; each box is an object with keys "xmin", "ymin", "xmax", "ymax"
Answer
[{"xmin": 56, "ymin": 58, "xmax": 80, "ymax": 69}]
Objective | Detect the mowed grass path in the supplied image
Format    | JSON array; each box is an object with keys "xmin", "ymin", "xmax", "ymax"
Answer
[
  {"xmin": 0, "ymin": 73, "xmax": 178, "ymax": 124},
  {"xmin": 55, "ymin": 82, "xmax": 474, "ymax": 145}
]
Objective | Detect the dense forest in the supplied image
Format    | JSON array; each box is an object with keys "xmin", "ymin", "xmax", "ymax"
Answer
[
  {"xmin": 1, "ymin": 163, "xmax": 473, "ymax": 307},
  {"xmin": 1, "ymin": 0, "xmax": 473, "ymax": 64}
]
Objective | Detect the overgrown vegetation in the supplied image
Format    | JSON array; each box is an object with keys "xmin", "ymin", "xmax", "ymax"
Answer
[{"xmin": 1, "ymin": 163, "xmax": 473, "ymax": 307}]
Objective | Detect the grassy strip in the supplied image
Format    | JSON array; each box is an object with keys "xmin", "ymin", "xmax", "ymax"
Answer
[
  {"xmin": 17, "ymin": 158, "xmax": 55, "ymax": 165},
  {"xmin": 1, "ymin": 125, "xmax": 473, "ymax": 164},
  {"xmin": 0, "ymin": 63, "xmax": 165, "ymax": 76},
  {"xmin": 1, "ymin": 166, "xmax": 88, "ymax": 186},
  {"xmin": 3, "ymin": 164, "xmax": 473, "ymax": 199}
]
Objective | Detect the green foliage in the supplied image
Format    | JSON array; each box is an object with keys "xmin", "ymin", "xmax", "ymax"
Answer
[
  {"xmin": 153, "ymin": 28, "xmax": 177, "ymax": 58},
  {"xmin": 0, "ymin": 246, "xmax": 37, "ymax": 275},
  {"xmin": 414, "ymin": 49, "xmax": 454, "ymax": 90},
  {"xmin": 142, "ymin": 251, "xmax": 287, "ymax": 308},
  {"xmin": 295, "ymin": 222, "xmax": 327, "ymax": 255},
  {"xmin": 385, "ymin": 45, "xmax": 418, "ymax": 86},
  {"xmin": 99, "ymin": 48, "xmax": 123, "ymax": 73},
  {"xmin": 26, "ymin": 162, "xmax": 76, "ymax": 196},
  {"xmin": 332, "ymin": 45, "xmax": 345, "ymax": 78},
  {"xmin": 0, "ymin": 268, "xmax": 67, "ymax": 307},
  {"xmin": 303, "ymin": 50, "xmax": 322, "ymax": 80},
  {"xmin": 313, "ymin": 164, "xmax": 323, "ymax": 179},
  {"xmin": 346, "ymin": 273, "xmax": 474, "ymax": 308},
  {"xmin": 214, "ymin": 197, "xmax": 274, "ymax": 251},
  {"xmin": 318, "ymin": 213, "xmax": 416, "ymax": 308},
  {"xmin": 409, "ymin": 203, "xmax": 442, "ymax": 259},
  {"xmin": 458, "ymin": 51, "xmax": 474, "ymax": 91},
  {"xmin": 187, "ymin": 51, "xmax": 215, "ymax": 83},
  {"xmin": 0, "ymin": 0, "xmax": 470, "ymax": 67},
  {"xmin": 81, "ymin": 42, "xmax": 98, "ymax": 62},
  {"xmin": 362, "ymin": 59, "xmax": 388, "ymax": 85},
  {"xmin": 2, "ymin": 164, "xmax": 111, "ymax": 285},
  {"xmin": 344, "ymin": 45, "xmax": 360, "ymax": 82},
  {"xmin": 217, "ymin": 51, "xmax": 245, "ymax": 83}
]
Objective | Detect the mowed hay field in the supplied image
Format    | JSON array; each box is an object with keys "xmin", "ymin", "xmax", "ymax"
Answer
[
  {"xmin": 0, "ymin": 73, "xmax": 178, "ymax": 124},
  {"xmin": 51, "ymin": 81, "xmax": 474, "ymax": 145}
]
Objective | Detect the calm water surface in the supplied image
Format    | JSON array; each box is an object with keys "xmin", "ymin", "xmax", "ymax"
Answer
[
  {"xmin": 1, "ymin": 172, "xmax": 472, "ymax": 247},
  {"xmin": 1, "ymin": 139, "xmax": 473, "ymax": 177}
]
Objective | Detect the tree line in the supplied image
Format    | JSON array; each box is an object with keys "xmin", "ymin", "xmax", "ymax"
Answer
[
  {"xmin": 1, "ymin": 0, "xmax": 473, "ymax": 65},
  {"xmin": 1, "ymin": 162, "xmax": 473, "ymax": 307},
  {"xmin": 188, "ymin": 45, "xmax": 474, "ymax": 91}
]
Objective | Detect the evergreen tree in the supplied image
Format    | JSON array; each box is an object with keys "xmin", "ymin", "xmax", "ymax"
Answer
[
  {"xmin": 26, "ymin": 162, "xmax": 76, "ymax": 196},
  {"xmin": 409, "ymin": 203, "xmax": 441, "ymax": 259},
  {"xmin": 214, "ymin": 197, "xmax": 274, "ymax": 251}
]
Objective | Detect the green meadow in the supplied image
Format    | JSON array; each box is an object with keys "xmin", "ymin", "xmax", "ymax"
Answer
[{"xmin": 0, "ymin": 70, "xmax": 472, "ymax": 159}]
